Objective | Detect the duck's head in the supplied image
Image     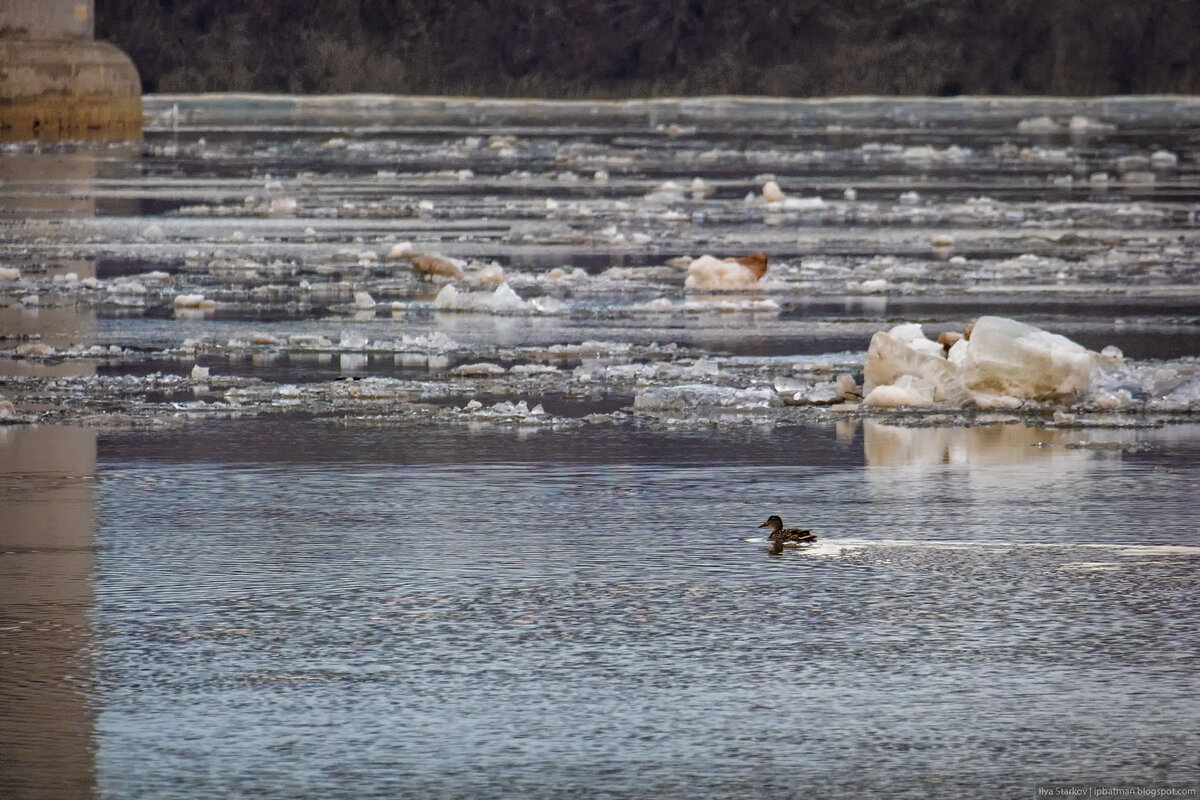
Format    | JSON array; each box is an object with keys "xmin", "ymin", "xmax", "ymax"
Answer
[{"xmin": 758, "ymin": 515, "xmax": 784, "ymax": 531}]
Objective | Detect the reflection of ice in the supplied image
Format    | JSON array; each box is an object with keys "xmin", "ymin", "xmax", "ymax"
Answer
[{"xmin": 865, "ymin": 420, "xmax": 1096, "ymax": 468}]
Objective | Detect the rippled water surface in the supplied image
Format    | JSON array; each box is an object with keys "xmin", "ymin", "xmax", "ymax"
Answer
[
  {"xmin": 2, "ymin": 96, "xmax": 1200, "ymax": 798},
  {"xmin": 3, "ymin": 421, "xmax": 1199, "ymax": 798}
]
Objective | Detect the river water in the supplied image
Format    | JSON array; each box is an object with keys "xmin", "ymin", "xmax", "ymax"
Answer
[{"xmin": 2, "ymin": 95, "xmax": 1199, "ymax": 798}]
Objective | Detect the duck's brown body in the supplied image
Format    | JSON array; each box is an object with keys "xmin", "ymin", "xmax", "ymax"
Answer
[
  {"xmin": 759, "ymin": 515, "xmax": 817, "ymax": 547},
  {"xmin": 724, "ymin": 252, "xmax": 769, "ymax": 280}
]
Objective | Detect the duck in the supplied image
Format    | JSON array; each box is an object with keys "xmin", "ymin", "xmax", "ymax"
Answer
[{"xmin": 759, "ymin": 515, "xmax": 817, "ymax": 552}]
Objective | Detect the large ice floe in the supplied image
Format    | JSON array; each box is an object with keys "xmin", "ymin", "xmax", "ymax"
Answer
[{"xmin": 864, "ymin": 316, "xmax": 1108, "ymax": 409}]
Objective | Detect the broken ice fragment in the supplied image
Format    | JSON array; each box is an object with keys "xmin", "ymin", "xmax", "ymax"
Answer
[
  {"xmin": 864, "ymin": 374, "xmax": 936, "ymax": 407},
  {"xmin": 173, "ymin": 294, "xmax": 216, "ymax": 310},
  {"xmin": 960, "ymin": 316, "xmax": 1095, "ymax": 401},
  {"xmin": 452, "ymin": 362, "xmax": 506, "ymax": 376}
]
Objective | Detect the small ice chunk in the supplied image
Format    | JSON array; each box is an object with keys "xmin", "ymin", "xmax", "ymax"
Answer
[
  {"xmin": 898, "ymin": 191, "xmax": 921, "ymax": 204},
  {"xmin": 288, "ymin": 334, "xmax": 333, "ymax": 348},
  {"xmin": 387, "ymin": 241, "xmax": 413, "ymax": 259},
  {"xmin": 190, "ymin": 364, "xmax": 210, "ymax": 380},
  {"xmin": 1150, "ymin": 150, "xmax": 1178, "ymax": 169},
  {"xmin": 843, "ymin": 187, "xmax": 857, "ymax": 201},
  {"xmin": 173, "ymin": 294, "xmax": 216, "ymax": 310},
  {"xmin": 888, "ymin": 323, "xmax": 926, "ymax": 344},
  {"xmin": 856, "ymin": 278, "xmax": 890, "ymax": 294},
  {"xmin": 354, "ymin": 291, "xmax": 376, "ymax": 309},
  {"xmin": 142, "ymin": 223, "xmax": 166, "ymax": 241},
  {"xmin": 464, "ymin": 399, "xmax": 484, "ymax": 411},
  {"xmin": 644, "ymin": 180, "xmax": 686, "ymax": 203},
  {"xmin": 15, "ymin": 342, "xmax": 56, "ymax": 357},
  {"xmin": 633, "ymin": 385, "xmax": 780, "ymax": 411},
  {"xmin": 529, "ymin": 296, "xmax": 566, "ymax": 314},
  {"xmin": 487, "ymin": 283, "xmax": 528, "ymax": 311},
  {"xmin": 1091, "ymin": 389, "xmax": 1134, "ymax": 410},
  {"xmin": 683, "ymin": 255, "xmax": 760, "ymax": 290},
  {"xmin": 339, "ymin": 332, "xmax": 369, "ymax": 349},
  {"xmin": 230, "ymin": 230, "xmax": 246, "ymax": 243},
  {"xmin": 433, "ymin": 282, "xmax": 530, "ymax": 313},
  {"xmin": 864, "ymin": 329, "xmax": 967, "ymax": 404},
  {"xmin": 0, "ymin": 267, "xmax": 20, "ymax": 281},
  {"xmin": 781, "ymin": 196, "xmax": 825, "ymax": 210},
  {"xmin": 864, "ymin": 374, "xmax": 936, "ymax": 407},
  {"xmin": 1069, "ymin": 115, "xmax": 1115, "ymax": 133},
  {"xmin": 947, "ymin": 338, "xmax": 969, "ymax": 366},
  {"xmin": 636, "ymin": 297, "xmax": 675, "ymax": 312},
  {"xmin": 475, "ymin": 264, "xmax": 505, "ymax": 284},
  {"xmin": 453, "ymin": 362, "xmax": 506, "ymax": 376},
  {"xmin": 762, "ymin": 180, "xmax": 785, "ymax": 203},
  {"xmin": 1017, "ymin": 116, "xmax": 1064, "ymax": 133}
]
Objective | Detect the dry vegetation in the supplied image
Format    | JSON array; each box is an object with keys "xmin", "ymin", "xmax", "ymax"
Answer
[{"xmin": 98, "ymin": 0, "xmax": 1200, "ymax": 96}]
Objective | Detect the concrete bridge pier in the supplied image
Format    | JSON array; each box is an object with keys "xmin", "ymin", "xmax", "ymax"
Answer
[{"xmin": 0, "ymin": 0, "xmax": 141, "ymax": 141}]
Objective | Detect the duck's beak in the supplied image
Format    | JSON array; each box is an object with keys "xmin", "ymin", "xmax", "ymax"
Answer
[{"xmin": 758, "ymin": 520, "xmax": 770, "ymax": 528}]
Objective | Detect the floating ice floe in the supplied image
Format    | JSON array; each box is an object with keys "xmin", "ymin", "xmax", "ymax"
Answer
[
  {"xmin": 1069, "ymin": 115, "xmax": 1116, "ymax": 134},
  {"xmin": 173, "ymin": 294, "xmax": 216, "ymax": 310},
  {"xmin": 1150, "ymin": 150, "xmax": 1178, "ymax": 169},
  {"xmin": 761, "ymin": 180, "xmax": 785, "ymax": 203},
  {"xmin": 432, "ymin": 282, "xmax": 564, "ymax": 314},
  {"xmin": 453, "ymin": 362, "xmax": 506, "ymax": 377},
  {"xmin": 1017, "ymin": 116, "xmax": 1064, "ymax": 134},
  {"xmin": 863, "ymin": 316, "xmax": 1098, "ymax": 408},
  {"xmin": 634, "ymin": 385, "xmax": 781, "ymax": 412},
  {"xmin": 684, "ymin": 254, "xmax": 768, "ymax": 290}
]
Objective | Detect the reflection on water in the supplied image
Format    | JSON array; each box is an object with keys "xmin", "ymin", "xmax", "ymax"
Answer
[
  {"xmin": 0, "ymin": 148, "xmax": 137, "ymax": 380},
  {"xmin": 0, "ymin": 420, "xmax": 1172, "ymax": 798},
  {"xmin": 0, "ymin": 426, "xmax": 98, "ymax": 799},
  {"xmin": 0, "ymin": 418, "xmax": 1198, "ymax": 798}
]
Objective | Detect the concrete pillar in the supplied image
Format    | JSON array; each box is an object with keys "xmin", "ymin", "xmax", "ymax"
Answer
[{"xmin": 0, "ymin": 0, "xmax": 142, "ymax": 141}]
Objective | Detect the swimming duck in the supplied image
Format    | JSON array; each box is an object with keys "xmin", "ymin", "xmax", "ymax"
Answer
[{"xmin": 759, "ymin": 515, "xmax": 817, "ymax": 547}]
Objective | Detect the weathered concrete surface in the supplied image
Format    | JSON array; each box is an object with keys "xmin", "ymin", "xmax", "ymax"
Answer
[{"xmin": 0, "ymin": 38, "xmax": 141, "ymax": 141}]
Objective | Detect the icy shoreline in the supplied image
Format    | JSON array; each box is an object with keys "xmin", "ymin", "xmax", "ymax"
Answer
[{"xmin": 145, "ymin": 94, "xmax": 1200, "ymax": 130}]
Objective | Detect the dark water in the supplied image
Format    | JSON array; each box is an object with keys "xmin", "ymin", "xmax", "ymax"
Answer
[
  {"xmin": 3, "ymin": 96, "xmax": 1200, "ymax": 798},
  {"xmin": 4, "ymin": 421, "xmax": 1199, "ymax": 799}
]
